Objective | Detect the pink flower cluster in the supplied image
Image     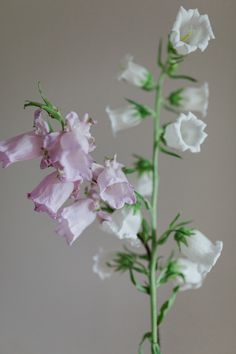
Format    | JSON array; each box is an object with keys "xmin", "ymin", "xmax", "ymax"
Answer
[{"xmin": 0, "ymin": 110, "xmax": 136, "ymax": 245}]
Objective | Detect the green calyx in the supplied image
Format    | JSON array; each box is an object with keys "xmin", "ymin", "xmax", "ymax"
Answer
[{"xmin": 24, "ymin": 82, "xmax": 65, "ymax": 129}]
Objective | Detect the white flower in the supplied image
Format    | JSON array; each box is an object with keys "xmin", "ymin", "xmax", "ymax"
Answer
[
  {"xmin": 181, "ymin": 230, "xmax": 223, "ymax": 274},
  {"xmin": 132, "ymin": 172, "xmax": 152, "ymax": 197},
  {"xmin": 164, "ymin": 112, "xmax": 207, "ymax": 153},
  {"xmin": 175, "ymin": 258, "xmax": 205, "ymax": 291},
  {"xmin": 170, "ymin": 6, "xmax": 215, "ymax": 55},
  {"xmin": 180, "ymin": 83, "xmax": 209, "ymax": 117},
  {"xmin": 93, "ymin": 248, "xmax": 115, "ymax": 280},
  {"xmin": 106, "ymin": 105, "xmax": 142, "ymax": 135},
  {"xmin": 101, "ymin": 206, "xmax": 142, "ymax": 241},
  {"xmin": 175, "ymin": 231, "xmax": 223, "ymax": 291},
  {"xmin": 118, "ymin": 55, "xmax": 151, "ymax": 88}
]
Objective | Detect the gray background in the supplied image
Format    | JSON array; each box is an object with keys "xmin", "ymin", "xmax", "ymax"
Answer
[{"xmin": 0, "ymin": 0, "xmax": 235, "ymax": 353}]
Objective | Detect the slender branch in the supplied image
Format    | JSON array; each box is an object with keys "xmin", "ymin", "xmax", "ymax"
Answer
[{"xmin": 149, "ymin": 69, "xmax": 166, "ymax": 354}]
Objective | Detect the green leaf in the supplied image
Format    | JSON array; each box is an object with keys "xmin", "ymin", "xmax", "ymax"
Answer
[
  {"xmin": 157, "ymin": 286, "xmax": 180, "ymax": 326},
  {"xmin": 169, "ymin": 74, "xmax": 197, "ymax": 82},
  {"xmin": 157, "ymin": 38, "xmax": 163, "ymax": 68},
  {"xmin": 159, "ymin": 145, "xmax": 182, "ymax": 159},
  {"xmin": 125, "ymin": 98, "xmax": 156, "ymax": 118},
  {"xmin": 135, "ymin": 191, "xmax": 151, "ymax": 210},
  {"xmin": 138, "ymin": 332, "xmax": 151, "ymax": 354},
  {"xmin": 169, "ymin": 213, "xmax": 181, "ymax": 228},
  {"xmin": 129, "ymin": 269, "xmax": 149, "ymax": 294}
]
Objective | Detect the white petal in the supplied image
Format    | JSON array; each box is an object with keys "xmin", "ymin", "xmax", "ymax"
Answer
[
  {"xmin": 181, "ymin": 230, "xmax": 223, "ymax": 274},
  {"xmin": 118, "ymin": 55, "xmax": 150, "ymax": 87},
  {"xmin": 106, "ymin": 106, "xmax": 141, "ymax": 135},
  {"xmin": 132, "ymin": 172, "xmax": 153, "ymax": 197},
  {"xmin": 93, "ymin": 248, "xmax": 115, "ymax": 280},
  {"xmin": 175, "ymin": 258, "xmax": 205, "ymax": 291},
  {"xmin": 164, "ymin": 112, "xmax": 207, "ymax": 153},
  {"xmin": 180, "ymin": 83, "xmax": 209, "ymax": 117},
  {"xmin": 101, "ymin": 206, "xmax": 142, "ymax": 240},
  {"xmin": 170, "ymin": 7, "xmax": 215, "ymax": 55}
]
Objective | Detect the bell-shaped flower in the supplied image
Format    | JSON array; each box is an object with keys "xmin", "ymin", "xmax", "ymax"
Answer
[
  {"xmin": 132, "ymin": 172, "xmax": 152, "ymax": 197},
  {"xmin": 96, "ymin": 155, "xmax": 136, "ymax": 209},
  {"xmin": 164, "ymin": 112, "xmax": 207, "ymax": 153},
  {"xmin": 101, "ymin": 206, "xmax": 142, "ymax": 241},
  {"xmin": 106, "ymin": 105, "xmax": 142, "ymax": 135},
  {"xmin": 118, "ymin": 55, "xmax": 152, "ymax": 89},
  {"xmin": 181, "ymin": 230, "xmax": 223, "ymax": 274},
  {"xmin": 93, "ymin": 248, "xmax": 115, "ymax": 280},
  {"xmin": 170, "ymin": 6, "xmax": 215, "ymax": 55},
  {"xmin": 41, "ymin": 112, "xmax": 94, "ymax": 182},
  {"xmin": 0, "ymin": 110, "xmax": 50, "ymax": 168},
  {"xmin": 169, "ymin": 83, "xmax": 209, "ymax": 117},
  {"xmin": 175, "ymin": 258, "xmax": 205, "ymax": 291},
  {"xmin": 55, "ymin": 198, "xmax": 97, "ymax": 245},
  {"xmin": 27, "ymin": 171, "xmax": 74, "ymax": 218}
]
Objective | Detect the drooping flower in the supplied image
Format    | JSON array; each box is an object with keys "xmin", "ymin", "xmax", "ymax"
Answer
[
  {"xmin": 96, "ymin": 155, "xmax": 136, "ymax": 209},
  {"xmin": 170, "ymin": 7, "xmax": 215, "ymax": 55},
  {"xmin": 132, "ymin": 172, "xmax": 153, "ymax": 197},
  {"xmin": 164, "ymin": 112, "xmax": 207, "ymax": 153},
  {"xmin": 28, "ymin": 171, "xmax": 74, "ymax": 218},
  {"xmin": 181, "ymin": 230, "xmax": 223, "ymax": 274},
  {"xmin": 169, "ymin": 83, "xmax": 209, "ymax": 117},
  {"xmin": 93, "ymin": 248, "xmax": 115, "ymax": 280},
  {"xmin": 118, "ymin": 55, "xmax": 152, "ymax": 89},
  {"xmin": 106, "ymin": 106, "xmax": 142, "ymax": 135},
  {"xmin": 0, "ymin": 109, "xmax": 50, "ymax": 168},
  {"xmin": 175, "ymin": 258, "xmax": 205, "ymax": 291},
  {"xmin": 41, "ymin": 112, "xmax": 94, "ymax": 182},
  {"xmin": 56, "ymin": 198, "xmax": 97, "ymax": 245},
  {"xmin": 101, "ymin": 206, "xmax": 142, "ymax": 241}
]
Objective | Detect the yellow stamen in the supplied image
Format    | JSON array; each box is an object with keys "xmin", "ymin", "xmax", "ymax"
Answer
[{"xmin": 180, "ymin": 31, "xmax": 193, "ymax": 43}]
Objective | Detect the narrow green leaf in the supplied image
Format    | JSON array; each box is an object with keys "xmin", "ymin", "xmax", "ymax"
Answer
[
  {"xmin": 138, "ymin": 332, "xmax": 151, "ymax": 354},
  {"xmin": 169, "ymin": 74, "xmax": 197, "ymax": 82},
  {"xmin": 125, "ymin": 98, "xmax": 156, "ymax": 118},
  {"xmin": 157, "ymin": 286, "xmax": 180, "ymax": 326},
  {"xmin": 159, "ymin": 145, "xmax": 182, "ymax": 159},
  {"xmin": 157, "ymin": 38, "xmax": 163, "ymax": 68},
  {"xmin": 129, "ymin": 269, "xmax": 149, "ymax": 294}
]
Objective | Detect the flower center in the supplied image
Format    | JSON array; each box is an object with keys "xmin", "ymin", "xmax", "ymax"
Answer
[{"xmin": 180, "ymin": 31, "xmax": 193, "ymax": 43}]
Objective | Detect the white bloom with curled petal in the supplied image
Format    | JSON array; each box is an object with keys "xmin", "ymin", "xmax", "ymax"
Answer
[
  {"xmin": 118, "ymin": 55, "xmax": 151, "ymax": 88},
  {"xmin": 180, "ymin": 83, "xmax": 209, "ymax": 117},
  {"xmin": 170, "ymin": 7, "xmax": 215, "ymax": 55},
  {"xmin": 101, "ymin": 206, "xmax": 142, "ymax": 241},
  {"xmin": 106, "ymin": 105, "xmax": 142, "ymax": 135},
  {"xmin": 181, "ymin": 230, "xmax": 223, "ymax": 274},
  {"xmin": 164, "ymin": 112, "xmax": 207, "ymax": 153},
  {"xmin": 176, "ymin": 258, "xmax": 205, "ymax": 291},
  {"xmin": 93, "ymin": 248, "xmax": 115, "ymax": 280}
]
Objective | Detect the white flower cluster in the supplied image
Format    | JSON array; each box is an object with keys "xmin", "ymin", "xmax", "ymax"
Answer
[{"xmin": 93, "ymin": 7, "xmax": 222, "ymax": 290}]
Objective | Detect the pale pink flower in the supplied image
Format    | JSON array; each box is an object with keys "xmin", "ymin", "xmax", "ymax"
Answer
[
  {"xmin": 96, "ymin": 155, "xmax": 136, "ymax": 209},
  {"xmin": 56, "ymin": 198, "xmax": 97, "ymax": 245},
  {"xmin": 0, "ymin": 109, "xmax": 50, "ymax": 168},
  {"xmin": 28, "ymin": 171, "xmax": 74, "ymax": 218},
  {"xmin": 41, "ymin": 112, "xmax": 94, "ymax": 182}
]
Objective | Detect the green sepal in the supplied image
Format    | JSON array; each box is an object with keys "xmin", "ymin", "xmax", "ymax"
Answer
[
  {"xmin": 133, "ymin": 154, "xmax": 153, "ymax": 174},
  {"xmin": 174, "ymin": 227, "xmax": 195, "ymax": 250},
  {"xmin": 157, "ymin": 38, "xmax": 163, "ymax": 68},
  {"xmin": 140, "ymin": 218, "xmax": 150, "ymax": 243},
  {"xmin": 159, "ymin": 145, "xmax": 182, "ymax": 159},
  {"xmin": 168, "ymin": 88, "xmax": 184, "ymax": 106},
  {"xmin": 142, "ymin": 72, "xmax": 156, "ymax": 91},
  {"xmin": 129, "ymin": 269, "xmax": 150, "ymax": 294},
  {"xmin": 157, "ymin": 286, "xmax": 180, "ymax": 326},
  {"xmin": 122, "ymin": 167, "xmax": 137, "ymax": 175},
  {"xmin": 169, "ymin": 74, "xmax": 197, "ymax": 83},
  {"xmin": 135, "ymin": 191, "xmax": 151, "ymax": 210},
  {"xmin": 125, "ymin": 98, "xmax": 156, "ymax": 119}
]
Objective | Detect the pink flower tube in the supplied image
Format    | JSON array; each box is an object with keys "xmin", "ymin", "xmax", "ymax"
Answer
[
  {"xmin": 56, "ymin": 198, "xmax": 97, "ymax": 245},
  {"xmin": 96, "ymin": 155, "xmax": 136, "ymax": 209},
  {"xmin": 28, "ymin": 171, "xmax": 74, "ymax": 218},
  {"xmin": 0, "ymin": 109, "xmax": 50, "ymax": 168}
]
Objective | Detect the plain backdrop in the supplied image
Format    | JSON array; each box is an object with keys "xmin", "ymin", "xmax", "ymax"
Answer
[{"xmin": 0, "ymin": 1, "xmax": 235, "ymax": 353}]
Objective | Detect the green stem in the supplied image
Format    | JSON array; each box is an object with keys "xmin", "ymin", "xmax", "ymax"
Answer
[{"xmin": 149, "ymin": 71, "xmax": 166, "ymax": 354}]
